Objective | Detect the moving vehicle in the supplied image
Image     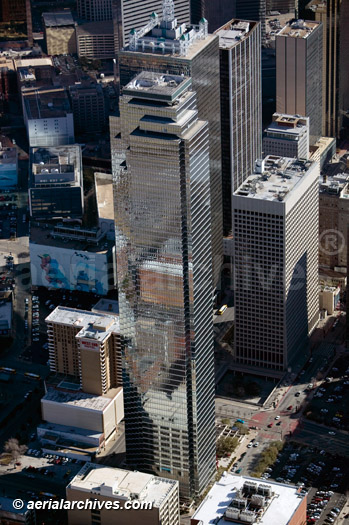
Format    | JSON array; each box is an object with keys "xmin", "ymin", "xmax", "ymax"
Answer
[{"xmin": 217, "ymin": 304, "xmax": 228, "ymax": 315}]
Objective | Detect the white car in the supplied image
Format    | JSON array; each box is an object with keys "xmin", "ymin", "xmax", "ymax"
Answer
[
  {"xmin": 275, "ymin": 416, "xmax": 280, "ymax": 420},
  {"xmin": 247, "ymin": 443, "xmax": 253, "ymax": 448}
]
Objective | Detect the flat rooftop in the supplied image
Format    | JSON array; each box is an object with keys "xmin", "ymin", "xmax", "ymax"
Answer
[
  {"xmin": 14, "ymin": 57, "xmax": 53, "ymax": 69},
  {"xmin": 277, "ymin": 19, "xmax": 320, "ymax": 38},
  {"xmin": 69, "ymin": 464, "xmax": 177, "ymax": 507},
  {"xmin": 30, "ymin": 223, "xmax": 113, "ymax": 254},
  {"xmin": 93, "ymin": 298, "xmax": 119, "ymax": 315},
  {"xmin": 0, "ymin": 496, "xmax": 29, "ymax": 515},
  {"xmin": 234, "ymin": 155, "xmax": 315, "ymax": 202},
  {"xmin": 191, "ymin": 473, "xmax": 305, "ymax": 525},
  {"xmin": 319, "ymin": 172, "xmax": 349, "ymax": 198},
  {"xmin": 95, "ymin": 172, "xmax": 114, "ymax": 221},
  {"xmin": 215, "ymin": 19, "xmax": 258, "ymax": 49},
  {"xmin": 265, "ymin": 113, "xmax": 309, "ymax": 136},
  {"xmin": 123, "ymin": 72, "xmax": 191, "ymax": 102},
  {"xmin": 43, "ymin": 11, "xmax": 75, "ymax": 27},
  {"xmin": 23, "ymin": 87, "xmax": 71, "ymax": 119},
  {"xmin": 45, "ymin": 305, "xmax": 119, "ymax": 339},
  {"xmin": 30, "ymin": 144, "xmax": 81, "ymax": 187},
  {"xmin": 76, "ymin": 20, "xmax": 113, "ymax": 36},
  {"xmin": 43, "ymin": 386, "xmax": 122, "ymax": 411}
]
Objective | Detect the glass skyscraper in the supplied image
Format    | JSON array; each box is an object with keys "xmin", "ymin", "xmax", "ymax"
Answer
[
  {"xmin": 116, "ymin": 1, "xmax": 222, "ymax": 290},
  {"xmin": 114, "ymin": 72, "xmax": 216, "ymax": 498}
]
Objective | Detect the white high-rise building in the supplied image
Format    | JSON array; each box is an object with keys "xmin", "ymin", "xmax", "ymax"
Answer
[{"xmin": 232, "ymin": 155, "xmax": 319, "ymax": 376}]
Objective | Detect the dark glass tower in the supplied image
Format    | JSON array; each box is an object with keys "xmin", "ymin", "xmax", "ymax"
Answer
[
  {"xmin": 114, "ymin": 72, "xmax": 216, "ymax": 498},
  {"xmin": 117, "ymin": 2, "xmax": 223, "ymax": 290},
  {"xmin": 215, "ymin": 19, "xmax": 262, "ymax": 235}
]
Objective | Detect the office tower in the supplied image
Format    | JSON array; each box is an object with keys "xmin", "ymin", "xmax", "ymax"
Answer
[
  {"xmin": 46, "ymin": 305, "xmax": 122, "ymax": 395},
  {"xmin": 114, "ymin": 0, "xmax": 190, "ymax": 50},
  {"xmin": 263, "ymin": 113, "xmax": 310, "ymax": 159},
  {"xmin": 232, "ymin": 156, "xmax": 319, "ymax": 375},
  {"xmin": 276, "ymin": 19, "xmax": 323, "ymax": 145},
  {"xmin": 42, "ymin": 11, "xmax": 77, "ymax": 56},
  {"xmin": 215, "ymin": 19, "xmax": 262, "ymax": 235},
  {"xmin": 76, "ymin": 21, "xmax": 115, "ymax": 59},
  {"xmin": 307, "ymin": 0, "xmax": 349, "ymax": 138},
  {"xmin": 236, "ymin": 0, "xmax": 266, "ymax": 44},
  {"xmin": 266, "ymin": 0, "xmax": 297, "ymax": 13},
  {"xmin": 117, "ymin": 2, "xmax": 222, "ymax": 288},
  {"xmin": 67, "ymin": 464, "xmax": 179, "ymax": 525},
  {"xmin": 69, "ymin": 83, "xmax": 106, "ymax": 134},
  {"xmin": 0, "ymin": 0, "xmax": 33, "ymax": 46},
  {"xmin": 114, "ymin": 72, "xmax": 216, "ymax": 498},
  {"xmin": 319, "ymin": 173, "xmax": 349, "ymax": 270},
  {"xmin": 77, "ymin": 0, "xmax": 113, "ymax": 21},
  {"xmin": 190, "ymin": 0, "xmax": 236, "ymax": 31}
]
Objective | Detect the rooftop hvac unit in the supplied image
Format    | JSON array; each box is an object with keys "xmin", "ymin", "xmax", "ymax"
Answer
[
  {"xmin": 225, "ymin": 507, "xmax": 240, "ymax": 520},
  {"xmin": 255, "ymin": 158, "xmax": 265, "ymax": 174},
  {"xmin": 240, "ymin": 510, "xmax": 256, "ymax": 523},
  {"xmin": 251, "ymin": 494, "xmax": 266, "ymax": 507},
  {"xmin": 243, "ymin": 481, "xmax": 258, "ymax": 494},
  {"xmin": 258, "ymin": 484, "xmax": 272, "ymax": 497},
  {"xmin": 231, "ymin": 498, "xmax": 247, "ymax": 509}
]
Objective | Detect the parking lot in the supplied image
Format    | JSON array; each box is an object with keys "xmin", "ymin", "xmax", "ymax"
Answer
[
  {"xmin": 257, "ymin": 441, "xmax": 348, "ymax": 525},
  {"xmin": 305, "ymin": 355, "xmax": 349, "ymax": 431}
]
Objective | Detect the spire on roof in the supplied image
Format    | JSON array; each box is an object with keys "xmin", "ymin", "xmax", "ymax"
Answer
[{"xmin": 162, "ymin": 0, "xmax": 175, "ymax": 23}]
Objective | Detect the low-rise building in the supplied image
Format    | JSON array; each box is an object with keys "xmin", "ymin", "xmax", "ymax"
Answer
[
  {"xmin": 263, "ymin": 113, "xmax": 309, "ymax": 159},
  {"xmin": 40, "ymin": 385, "xmax": 123, "ymax": 455},
  {"xmin": 30, "ymin": 222, "xmax": 114, "ymax": 295},
  {"xmin": 309, "ymin": 136, "xmax": 336, "ymax": 169},
  {"xmin": 0, "ymin": 144, "xmax": 18, "ymax": 188},
  {"xmin": 43, "ymin": 11, "xmax": 77, "ymax": 56},
  {"xmin": 22, "ymin": 86, "xmax": 74, "ymax": 147},
  {"xmin": 0, "ymin": 496, "xmax": 35, "ymax": 524},
  {"xmin": 319, "ymin": 285, "xmax": 340, "ymax": 315},
  {"xmin": 191, "ymin": 473, "xmax": 306, "ymax": 525},
  {"xmin": 66, "ymin": 464, "xmax": 179, "ymax": 525},
  {"xmin": 29, "ymin": 144, "xmax": 83, "ymax": 219}
]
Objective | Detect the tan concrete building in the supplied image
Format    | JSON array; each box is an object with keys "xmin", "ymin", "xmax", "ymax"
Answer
[
  {"xmin": 319, "ymin": 173, "xmax": 349, "ymax": 270},
  {"xmin": 43, "ymin": 11, "xmax": 77, "ymax": 56},
  {"xmin": 276, "ymin": 19, "xmax": 323, "ymax": 145},
  {"xmin": 66, "ymin": 464, "xmax": 179, "ymax": 525},
  {"xmin": 46, "ymin": 306, "xmax": 122, "ymax": 396},
  {"xmin": 41, "ymin": 386, "xmax": 123, "ymax": 441}
]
